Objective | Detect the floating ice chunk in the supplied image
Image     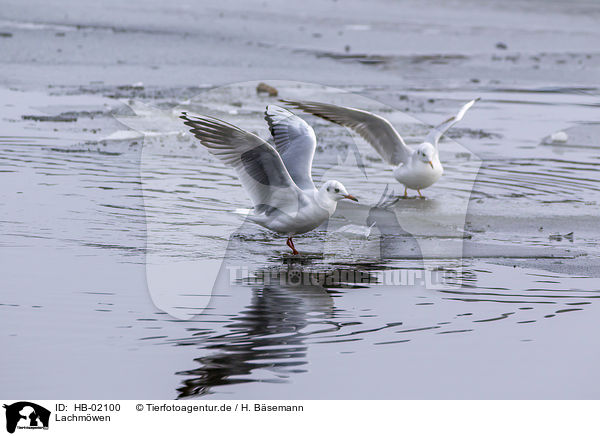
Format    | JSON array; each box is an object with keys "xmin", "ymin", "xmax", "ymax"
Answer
[
  {"xmin": 103, "ymin": 130, "xmax": 144, "ymax": 141},
  {"xmin": 233, "ymin": 208, "xmax": 252, "ymax": 216},
  {"xmin": 550, "ymin": 131, "xmax": 568, "ymax": 143}
]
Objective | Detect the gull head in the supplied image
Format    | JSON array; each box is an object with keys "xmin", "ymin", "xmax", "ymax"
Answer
[
  {"xmin": 321, "ymin": 180, "xmax": 358, "ymax": 202},
  {"xmin": 416, "ymin": 142, "xmax": 436, "ymax": 168}
]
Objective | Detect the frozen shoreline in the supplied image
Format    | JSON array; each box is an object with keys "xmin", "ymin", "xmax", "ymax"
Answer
[{"xmin": 2, "ymin": 0, "xmax": 600, "ymax": 90}]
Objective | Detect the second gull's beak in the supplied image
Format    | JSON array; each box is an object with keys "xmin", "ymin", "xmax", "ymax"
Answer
[
  {"xmin": 344, "ymin": 194, "xmax": 358, "ymax": 202},
  {"xmin": 428, "ymin": 161, "xmax": 434, "ymax": 169}
]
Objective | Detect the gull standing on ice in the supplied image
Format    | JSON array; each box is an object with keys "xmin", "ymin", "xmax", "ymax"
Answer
[
  {"xmin": 283, "ymin": 98, "xmax": 479, "ymax": 198},
  {"xmin": 180, "ymin": 106, "xmax": 358, "ymax": 255}
]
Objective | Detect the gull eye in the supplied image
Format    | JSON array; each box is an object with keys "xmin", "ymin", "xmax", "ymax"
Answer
[{"xmin": 335, "ymin": 188, "xmax": 340, "ymax": 193}]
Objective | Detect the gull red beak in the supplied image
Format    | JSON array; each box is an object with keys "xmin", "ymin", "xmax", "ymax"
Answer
[
  {"xmin": 344, "ymin": 194, "xmax": 358, "ymax": 202},
  {"xmin": 428, "ymin": 161, "xmax": 434, "ymax": 169}
]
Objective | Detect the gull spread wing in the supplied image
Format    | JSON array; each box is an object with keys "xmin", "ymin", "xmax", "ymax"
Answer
[
  {"xmin": 180, "ymin": 112, "xmax": 305, "ymax": 214},
  {"xmin": 264, "ymin": 105, "xmax": 316, "ymax": 191},
  {"xmin": 281, "ymin": 99, "xmax": 411, "ymax": 166},
  {"xmin": 425, "ymin": 98, "xmax": 479, "ymax": 147}
]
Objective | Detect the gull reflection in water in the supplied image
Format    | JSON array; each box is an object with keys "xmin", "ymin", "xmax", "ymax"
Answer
[{"xmin": 175, "ymin": 265, "xmax": 377, "ymax": 398}]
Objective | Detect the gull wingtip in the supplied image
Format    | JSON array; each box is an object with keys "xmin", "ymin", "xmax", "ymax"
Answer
[{"xmin": 279, "ymin": 98, "xmax": 299, "ymax": 107}]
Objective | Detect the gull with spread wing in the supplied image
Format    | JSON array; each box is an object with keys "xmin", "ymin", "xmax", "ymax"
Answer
[
  {"xmin": 180, "ymin": 105, "xmax": 357, "ymax": 255},
  {"xmin": 282, "ymin": 98, "xmax": 479, "ymax": 198}
]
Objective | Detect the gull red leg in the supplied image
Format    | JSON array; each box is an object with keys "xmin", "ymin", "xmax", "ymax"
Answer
[{"xmin": 286, "ymin": 237, "xmax": 299, "ymax": 255}]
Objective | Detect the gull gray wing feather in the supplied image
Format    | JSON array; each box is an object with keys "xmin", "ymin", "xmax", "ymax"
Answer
[
  {"xmin": 264, "ymin": 105, "xmax": 316, "ymax": 191},
  {"xmin": 425, "ymin": 98, "xmax": 479, "ymax": 148},
  {"xmin": 281, "ymin": 99, "xmax": 411, "ymax": 166},
  {"xmin": 180, "ymin": 112, "xmax": 305, "ymax": 213}
]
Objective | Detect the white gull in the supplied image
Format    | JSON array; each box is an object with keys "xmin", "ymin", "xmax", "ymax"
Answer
[
  {"xmin": 283, "ymin": 98, "xmax": 479, "ymax": 198},
  {"xmin": 180, "ymin": 105, "xmax": 357, "ymax": 255}
]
